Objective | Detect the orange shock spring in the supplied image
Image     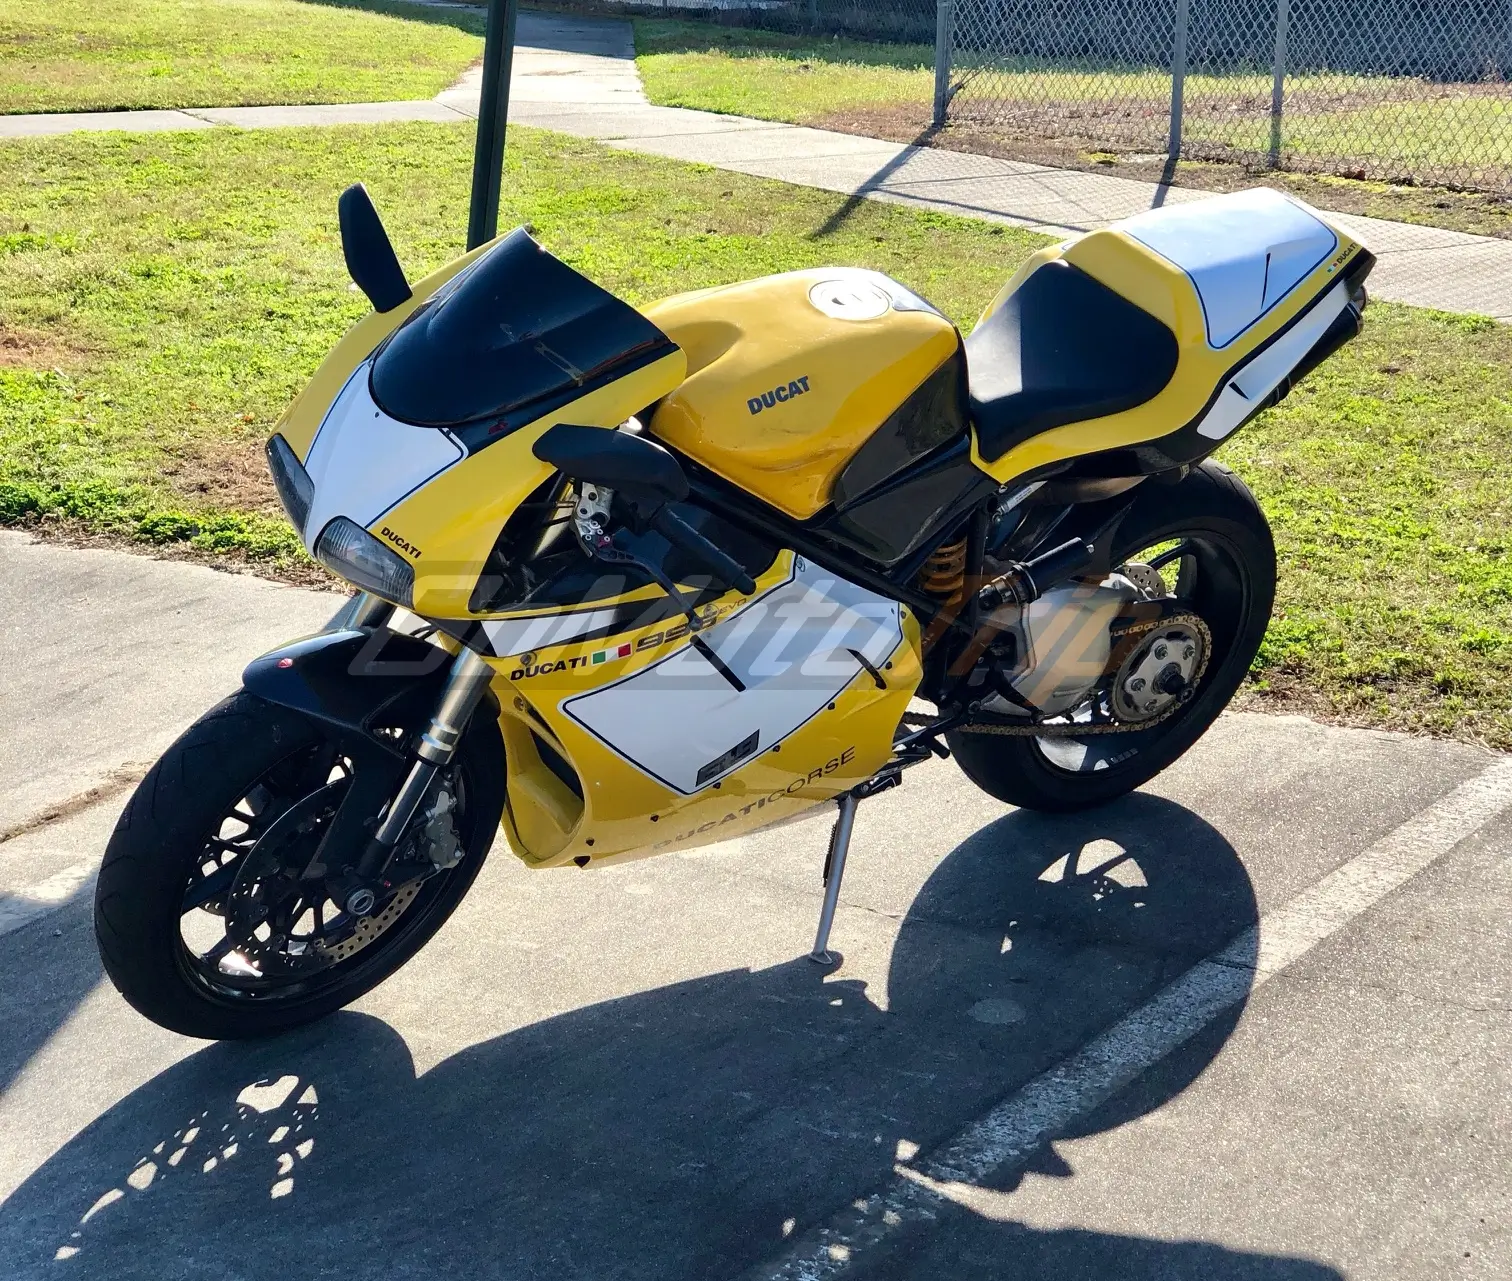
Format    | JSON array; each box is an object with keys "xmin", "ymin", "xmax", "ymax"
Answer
[
  {"xmin": 919, "ymin": 537, "xmax": 968, "ymax": 604},
  {"xmin": 918, "ymin": 537, "xmax": 970, "ymax": 658}
]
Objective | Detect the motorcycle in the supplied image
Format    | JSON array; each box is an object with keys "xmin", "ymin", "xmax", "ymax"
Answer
[{"xmin": 94, "ymin": 184, "xmax": 1372, "ymax": 1039}]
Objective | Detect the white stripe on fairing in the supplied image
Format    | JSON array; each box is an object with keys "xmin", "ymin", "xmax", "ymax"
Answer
[
  {"xmin": 479, "ymin": 561, "xmax": 801, "ymax": 661},
  {"xmin": 561, "ymin": 559, "xmax": 903, "ymax": 795},
  {"xmin": 1195, "ymin": 280, "xmax": 1350, "ymax": 441},
  {"xmin": 746, "ymin": 758, "xmax": 1512, "ymax": 1281},
  {"xmin": 0, "ymin": 861, "xmax": 98, "ymax": 940},
  {"xmin": 300, "ymin": 362, "xmax": 465, "ymax": 554},
  {"xmin": 480, "ymin": 608, "xmax": 626, "ymax": 659}
]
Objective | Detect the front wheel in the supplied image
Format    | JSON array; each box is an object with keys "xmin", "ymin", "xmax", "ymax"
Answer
[
  {"xmin": 947, "ymin": 461, "xmax": 1276, "ymax": 813},
  {"xmin": 94, "ymin": 690, "xmax": 504, "ymax": 1040}
]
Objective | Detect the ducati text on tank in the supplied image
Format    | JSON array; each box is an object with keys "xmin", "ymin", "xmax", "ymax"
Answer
[{"xmin": 747, "ymin": 375, "xmax": 811, "ymax": 415}]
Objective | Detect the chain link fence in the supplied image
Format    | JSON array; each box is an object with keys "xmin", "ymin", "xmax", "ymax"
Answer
[{"xmin": 940, "ymin": 0, "xmax": 1512, "ymax": 192}]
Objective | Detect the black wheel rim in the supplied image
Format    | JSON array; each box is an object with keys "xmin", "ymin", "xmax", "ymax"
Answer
[
  {"xmin": 175, "ymin": 739, "xmax": 473, "ymax": 1007},
  {"xmin": 1033, "ymin": 526, "xmax": 1253, "ymax": 776}
]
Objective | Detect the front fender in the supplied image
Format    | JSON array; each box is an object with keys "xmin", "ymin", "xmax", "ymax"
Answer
[{"xmin": 242, "ymin": 628, "xmax": 465, "ymax": 756}]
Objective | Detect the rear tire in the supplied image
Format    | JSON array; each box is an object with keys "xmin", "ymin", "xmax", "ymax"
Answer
[
  {"xmin": 94, "ymin": 690, "xmax": 504, "ymax": 1040},
  {"xmin": 946, "ymin": 461, "xmax": 1275, "ymax": 812}
]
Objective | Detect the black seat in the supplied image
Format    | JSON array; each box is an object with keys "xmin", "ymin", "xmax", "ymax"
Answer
[{"xmin": 964, "ymin": 259, "xmax": 1179, "ymax": 462}]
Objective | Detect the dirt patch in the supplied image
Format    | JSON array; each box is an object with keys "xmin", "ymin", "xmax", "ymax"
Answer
[
  {"xmin": 0, "ymin": 323, "xmax": 94, "ymax": 369},
  {"xmin": 1232, "ymin": 672, "xmax": 1510, "ymax": 754},
  {"xmin": 0, "ymin": 764, "xmax": 148, "ymax": 846},
  {"xmin": 159, "ymin": 432, "xmax": 282, "ymax": 515},
  {"xmin": 813, "ymin": 103, "xmax": 1512, "ymax": 242}
]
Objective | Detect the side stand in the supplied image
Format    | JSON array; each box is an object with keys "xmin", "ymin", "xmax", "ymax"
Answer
[{"xmin": 809, "ymin": 792, "xmax": 860, "ymax": 965}]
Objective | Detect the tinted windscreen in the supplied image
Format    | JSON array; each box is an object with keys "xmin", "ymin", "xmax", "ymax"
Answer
[{"xmin": 370, "ymin": 228, "xmax": 677, "ymax": 430}]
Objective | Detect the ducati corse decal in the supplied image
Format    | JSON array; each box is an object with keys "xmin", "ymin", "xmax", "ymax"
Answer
[
  {"xmin": 656, "ymin": 746, "xmax": 857, "ymax": 847},
  {"xmin": 507, "ymin": 603, "xmax": 739, "ymax": 679}
]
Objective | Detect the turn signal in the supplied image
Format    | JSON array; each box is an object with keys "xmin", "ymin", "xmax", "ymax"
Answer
[{"xmin": 313, "ymin": 517, "xmax": 415, "ymax": 608}]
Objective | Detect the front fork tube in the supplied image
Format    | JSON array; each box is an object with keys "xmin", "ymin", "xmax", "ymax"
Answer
[
  {"xmin": 343, "ymin": 645, "xmax": 495, "ymax": 915},
  {"xmin": 326, "ymin": 589, "xmax": 397, "ymax": 633},
  {"xmin": 351, "ymin": 592, "xmax": 396, "ymax": 630}
]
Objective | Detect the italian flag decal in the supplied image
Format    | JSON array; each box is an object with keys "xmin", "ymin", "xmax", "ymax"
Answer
[{"xmin": 591, "ymin": 642, "xmax": 633, "ymax": 666}]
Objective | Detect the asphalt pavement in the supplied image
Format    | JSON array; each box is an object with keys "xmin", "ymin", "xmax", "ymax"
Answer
[{"xmin": 0, "ymin": 529, "xmax": 1508, "ymax": 1279}]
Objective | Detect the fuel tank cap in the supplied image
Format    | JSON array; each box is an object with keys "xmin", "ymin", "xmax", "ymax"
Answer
[{"xmin": 808, "ymin": 277, "xmax": 892, "ymax": 321}]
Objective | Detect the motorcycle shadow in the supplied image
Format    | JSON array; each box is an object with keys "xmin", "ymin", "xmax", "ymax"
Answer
[
  {"xmin": 0, "ymin": 884, "xmax": 101, "ymax": 1097},
  {"xmin": 1, "ymin": 795, "xmax": 1340, "ymax": 1281}
]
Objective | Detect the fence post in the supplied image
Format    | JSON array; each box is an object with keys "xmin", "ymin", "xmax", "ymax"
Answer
[
  {"xmin": 1269, "ymin": 0, "xmax": 1291, "ymax": 168},
  {"xmin": 1167, "ymin": 0, "xmax": 1191, "ymax": 162},
  {"xmin": 933, "ymin": 0, "xmax": 955, "ymax": 128}
]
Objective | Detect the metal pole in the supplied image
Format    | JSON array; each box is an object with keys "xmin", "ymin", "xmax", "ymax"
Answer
[
  {"xmin": 1167, "ymin": 0, "xmax": 1191, "ymax": 162},
  {"xmin": 933, "ymin": 0, "xmax": 956, "ymax": 128},
  {"xmin": 1269, "ymin": 0, "xmax": 1292, "ymax": 169},
  {"xmin": 466, "ymin": 0, "xmax": 519, "ymax": 252}
]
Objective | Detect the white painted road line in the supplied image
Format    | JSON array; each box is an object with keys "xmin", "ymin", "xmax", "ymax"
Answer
[
  {"xmin": 0, "ymin": 861, "xmax": 99, "ymax": 941},
  {"xmin": 745, "ymin": 757, "xmax": 1512, "ymax": 1281}
]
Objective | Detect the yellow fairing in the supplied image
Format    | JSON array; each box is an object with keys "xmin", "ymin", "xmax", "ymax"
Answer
[
  {"xmin": 274, "ymin": 241, "xmax": 498, "ymax": 460},
  {"xmin": 969, "ymin": 226, "xmax": 1367, "ymax": 486},
  {"xmin": 272, "ymin": 237, "xmax": 688, "ymax": 620},
  {"xmin": 646, "ymin": 270, "xmax": 960, "ymax": 520},
  {"xmin": 480, "ymin": 553, "xmax": 924, "ymax": 868},
  {"xmin": 378, "ymin": 351, "xmax": 685, "ymax": 619}
]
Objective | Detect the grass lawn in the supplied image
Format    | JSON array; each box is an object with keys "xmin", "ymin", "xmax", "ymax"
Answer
[
  {"xmin": 634, "ymin": 19, "xmax": 933, "ymax": 126},
  {"xmin": 2, "ymin": 123, "xmax": 1510, "ymax": 746},
  {"xmin": 0, "ymin": 121, "xmax": 1032, "ymax": 559},
  {"xmin": 1224, "ymin": 307, "xmax": 1512, "ymax": 745},
  {"xmin": 0, "ymin": 0, "xmax": 484, "ymax": 114}
]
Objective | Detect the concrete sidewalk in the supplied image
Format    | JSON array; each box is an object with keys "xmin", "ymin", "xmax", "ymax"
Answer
[{"xmin": 2, "ymin": 9, "xmax": 1510, "ymax": 318}]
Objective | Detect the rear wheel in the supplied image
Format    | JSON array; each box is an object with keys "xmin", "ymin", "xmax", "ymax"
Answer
[
  {"xmin": 946, "ymin": 461, "xmax": 1275, "ymax": 812},
  {"xmin": 94, "ymin": 690, "xmax": 504, "ymax": 1040}
]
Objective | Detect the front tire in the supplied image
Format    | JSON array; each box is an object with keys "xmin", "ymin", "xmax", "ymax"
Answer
[
  {"xmin": 94, "ymin": 690, "xmax": 504, "ymax": 1040},
  {"xmin": 946, "ymin": 461, "xmax": 1276, "ymax": 812}
]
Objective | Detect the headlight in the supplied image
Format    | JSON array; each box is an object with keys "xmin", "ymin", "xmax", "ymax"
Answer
[
  {"xmin": 313, "ymin": 516, "xmax": 415, "ymax": 607},
  {"xmin": 266, "ymin": 434, "xmax": 313, "ymax": 534}
]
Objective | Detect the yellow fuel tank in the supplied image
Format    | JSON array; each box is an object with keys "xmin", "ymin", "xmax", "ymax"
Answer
[{"xmin": 644, "ymin": 269, "xmax": 961, "ymax": 520}]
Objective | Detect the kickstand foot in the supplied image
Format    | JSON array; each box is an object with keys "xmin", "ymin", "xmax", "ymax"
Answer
[{"xmin": 809, "ymin": 792, "xmax": 859, "ymax": 964}]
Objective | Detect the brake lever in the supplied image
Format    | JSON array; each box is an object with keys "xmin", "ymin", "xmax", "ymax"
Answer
[{"xmin": 581, "ymin": 526, "xmax": 709, "ymax": 632}]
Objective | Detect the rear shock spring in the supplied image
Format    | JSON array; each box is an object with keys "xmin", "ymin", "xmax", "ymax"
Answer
[{"xmin": 919, "ymin": 537, "xmax": 967, "ymax": 604}]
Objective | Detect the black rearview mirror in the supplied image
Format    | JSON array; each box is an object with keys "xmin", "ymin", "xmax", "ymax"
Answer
[
  {"xmin": 533, "ymin": 424, "xmax": 690, "ymax": 507},
  {"xmin": 339, "ymin": 183, "xmax": 412, "ymax": 314}
]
